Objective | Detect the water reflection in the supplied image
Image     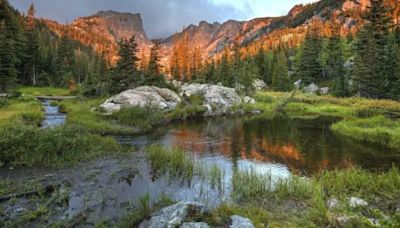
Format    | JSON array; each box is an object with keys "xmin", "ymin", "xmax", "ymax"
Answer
[{"xmin": 138, "ymin": 115, "xmax": 400, "ymax": 175}]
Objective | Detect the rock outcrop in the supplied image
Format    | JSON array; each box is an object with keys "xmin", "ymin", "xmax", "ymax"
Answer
[
  {"xmin": 100, "ymin": 86, "xmax": 181, "ymax": 113},
  {"xmin": 139, "ymin": 201, "xmax": 254, "ymax": 228},
  {"xmin": 180, "ymin": 84, "xmax": 242, "ymax": 114}
]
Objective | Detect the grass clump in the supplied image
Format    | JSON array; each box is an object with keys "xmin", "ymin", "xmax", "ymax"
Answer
[
  {"xmin": 112, "ymin": 106, "xmax": 164, "ymax": 131},
  {"xmin": 331, "ymin": 116, "xmax": 400, "ymax": 149},
  {"xmin": 18, "ymin": 87, "xmax": 72, "ymax": 97},
  {"xmin": 0, "ymin": 98, "xmax": 43, "ymax": 125},
  {"xmin": 0, "ymin": 122, "xmax": 123, "ymax": 167},
  {"xmin": 61, "ymin": 99, "xmax": 133, "ymax": 135},
  {"xmin": 119, "ymin": 193, "xmax": 175, "ymax": 228}
]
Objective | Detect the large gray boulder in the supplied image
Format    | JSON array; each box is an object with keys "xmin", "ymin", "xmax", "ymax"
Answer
[
  {"xmin": 181, "ymin": 84, "xmax": 242, "ymax": 114},
  {"xmin": 139, "ymin": 201, "xmax": 208, "ymax": 228},
  {"xmin": 253, "ymin": 79, "xmax": 267, "ymax": 90},
  {"xmin": 100, "ymin": 86, "xmax": 181, "ymax": 113},
  {"xmin": 230, "ymin": 215, "xmax": 255, "ymax": 228},
  {"xmin": 304, "ymin": 83, "xmax": 319, "ymax": 94}
]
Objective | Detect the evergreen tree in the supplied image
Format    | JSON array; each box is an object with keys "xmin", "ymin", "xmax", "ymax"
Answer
[
  {"xmin": 144, "ymin": 40, "xmax": 166, "ymax": 87},
  {"xmin": 23, "ymin": 4, "xmax": 40, "ymax": 85},
  {"xmin": 353, "ymin": 0, "xmax": 391, "ymax": 98},
  {"xmin": 0, "ymin": 21, "xmax": 17, "ymax": 92},
  {"xmin": 109, "ymin": 35, "xmax": 140, "ymax": 94},
  {"xmin": 218, "ymin": 48, "xmax": 231, "ymax": 86},
  {"xmin": 296, "ymin": 25, "xmax": 322, "ymax": 85},
  {"xmin": 271, "ymin": 50, "xmax": 291, "ymax": 92},
  {"xmin": 327, "ymin": 22, "xmax": 348, "ymax": 97},
  {"xmin": 386, "ymin": 33, "xmax": 400, "ymax": 99},
  {"xmin": 254, "ymin": 47, "xmax": 271, "ymax": 85},
  {"xmin": 239, "ymin": 58, "xmax": 258, "ymax": 95}
]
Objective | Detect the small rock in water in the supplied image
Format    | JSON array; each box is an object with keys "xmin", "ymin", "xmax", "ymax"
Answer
[
  {"xmin": 349, "ymin": 197, "xmax": 368, "ymax": 208},
  {"xmin": 180, "ymin": 222, "xmax": 210, "ymax": 228},
  {"xmin": 251, "ymin": 110, "xmax": 262, "ymax": 115},
  {"xmin": 9, "ymin": 167, "xmax": 14, "ymax": 170},
  {"xmin": 230, "ymin": 215, "xmax": 255, "ymax": 228},
  {"xmin": 327, "ymin": 198, "xmax": 339, "ymax": 210},
  {"xmin": 13, "ymin": 207, "xmax": 26, "ymax": 214}
]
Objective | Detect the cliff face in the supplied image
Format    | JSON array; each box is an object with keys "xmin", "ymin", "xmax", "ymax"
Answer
[
  {"xmin": 43, "ymin": 0, "xmax": 400, "ymax": 66},
  {"xmin": 45, "ymin": 10, "xmax": 152, "ymax": 63}
]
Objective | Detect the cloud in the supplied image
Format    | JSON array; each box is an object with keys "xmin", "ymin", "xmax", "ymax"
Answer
[{"xmin": 9, "ymin": 0, "xmax": 313, "ymax": 39}]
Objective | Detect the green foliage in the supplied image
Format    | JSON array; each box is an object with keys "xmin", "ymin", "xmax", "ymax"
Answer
[
  {"xmin": 0, "ymin": 121, "xmax": 122, "ymax": 167},
  {"xmin": 109, "ymin": 35, "xmax": 141, "ymax": 94},
  {"xmin": 112, "ymin": 106, "xmax": 164, "ymax": 131},
  {"xmin": 18, "ymin": 86, "xmax": 71, "ymax": 96},
  {"xmin": 295, "ymin": 25, "xmax": 323, "ymax": 84},
  {"xmin": 331, "ymin": 116, "xmax": 400, "ymax": 149},
  {"xmin": 271, "ymin": 50, "xmax": 291, "ymax": 92}
]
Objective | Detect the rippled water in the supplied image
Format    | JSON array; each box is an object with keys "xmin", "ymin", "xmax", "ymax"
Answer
[{"xmin": 41, "ymin": 100, "xmax": 66, "ymax": 128}]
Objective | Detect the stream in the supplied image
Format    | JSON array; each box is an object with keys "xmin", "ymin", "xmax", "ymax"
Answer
[{"xmin": 1, "ymin": 103, "xmax": 400, "ymax": 225}]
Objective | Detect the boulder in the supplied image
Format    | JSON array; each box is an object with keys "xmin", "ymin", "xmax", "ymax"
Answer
[
  {"xmin": 294, "ymin": 79, "xmax": 302, "ymax": 89},
  {"xmin": 100, "ymin": 86, "xmax": 181, "ymax": 113},
  {"xmin": 139, "ymin": 201, "xmax": 208, "ymax": 228},
  {"xmin": 180, "ymin": 222, "xmax": 210, "ymax": 228},
  {"xmin": 230, "ymin": 215, "xmax": 255, "ymax": 228},
  {"xmin": 304, "ymin": 83, "xmax": 319, "ymax": 94},
  {"xmin": 243, "ymin": 96, "xmax": 256, "ymax": 104},
  {"xmin": 253, "ymin": 79, "xmax": 267, "ymax": 90},
  {"xmin": 349, "ymin": 197, "xmax": 368, "ymax": 208},
  {"xmin": 180, "ymin": 84, "xmax": 242, "ymax": 114},
  {"xmin": 327, "ymin": 198, "xmax": 339, "ymax": 210},
  {"xmin": 320, "ymin": 87, "xmax": 330, "ymax": 95}
]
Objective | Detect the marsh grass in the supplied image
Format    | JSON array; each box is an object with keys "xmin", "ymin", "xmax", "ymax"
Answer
[
  {"xmin": 61, "ymin": 99, "xmax": 133, "ymax": 135},
  {"xmin": 146, "ymin": 145, "xmax": 225, "ymax": 190},
  {"xmin": 331, "ymin": 116, "xmax": 400, "ymax": 149},
  {"xmin": 112, "ymin": 106, "xmax": 164, "ymax": 131},
  {"xmin": 0, "ymin": 122, "xmax": 123, "ymax": 167},
  {"xmin": 0, "ymin": 98, "xmax": 43, "ymax": 125}
]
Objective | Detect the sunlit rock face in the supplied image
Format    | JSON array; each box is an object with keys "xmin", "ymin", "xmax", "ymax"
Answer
[{"xmin": 100, "ymin": 86, "xmax": 182, "ymax": 113}]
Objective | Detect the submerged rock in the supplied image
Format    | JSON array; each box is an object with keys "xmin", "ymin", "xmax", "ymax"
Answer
[
  {"xmin": 230, "ymin": 215, "xmax": 255, "ymax": 228},
  {"xmin": 349, "ymin": 197, "xmax": 368, "ymax": 208},
  {"xmin": 100, "ymin": 86, "xmax": 181, "ymax": 113},
  {"xmin": 139, "ymin": 201, "xmax": 208, "ymax": 228}
]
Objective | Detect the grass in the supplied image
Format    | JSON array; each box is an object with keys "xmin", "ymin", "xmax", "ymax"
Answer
[
  {"xmin": 0, "ymin": 97, "xmax": 43, "ymax": 125},
  {"xmin": 112, "ymin": 106, "xmax": 165, "ymax": 131},
  {"xmin": 18, "ymin": 86, "xmax": 72, "ymax": 97},
  {"xmin": 331, "ymin": 116, "xmax": 400, "ymax": 149},
  {"xmin": 119, "ymin": 193, "xmax": 175, "ymax": 228},
  {"xmin": 253, "ymin": 91, "xmax": 400, "ymax": 149},
  {"xmin": 146, "ymin": 145, "xmax": 225, "ymax": 190},
  {"xmin": 0, "ymin": 122, "xmax": 123, "ymax": 167},
  {"xmin": 60, "ymin": 98, "xmax": 133, "ymax": 135}
]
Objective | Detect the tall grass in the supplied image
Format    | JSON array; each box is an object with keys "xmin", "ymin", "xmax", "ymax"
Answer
[
  {"xmin": 0, "ymin": 98, "xmax": 43, "ymax": 125},
  {"xmin": 0, "ymin": 122, "xmax": 123, "ymax": 167},
  {"xmin": 61, "ymin": 99, "xmax": 133, "ymax": 135},
  {"xmin": 146, "ymin": 145, "xmax": 225, "ymax": 190},
  {"xmin": 112, "ymin": 106, "xmax": 164, "ymax": 131},
  {"xmin": 331, "ymin": 116, "xmax": 400, "ymax": 149}
]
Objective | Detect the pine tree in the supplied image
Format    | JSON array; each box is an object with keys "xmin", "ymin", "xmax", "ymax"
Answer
[
  {"xmin": 271, "ymin": 49, "xmax": 291, "ymax": 92},
  {"xmin": 386, "ymin": 33, "xmax": 400, "ymax": 100},
  {"xmin": 327, "ymin": 22, "xmax": 348, "ymax": 97},
  {"xmin": 254, "ymin": 47, "xmax": 271, "ymax": 85},
  {"xmin": 219, "ymin": 48, "xmax": 231, "ymax": 86},
  {"xmin": 109, "ymin": 35, "xmax": 140, "ymax": 93},
  {"xmin": 204, "ymin": 60, "xmax": 217, "ymax": 84},
  {"xmin": 0, "ymin": 21, "xmax": 17, "ymax": 92},
  {"xmin": 296, "ymin": 25, "xmax": 322, "ymax": 85},
  {"xmin": 353, "ymin": 0, "xmax": 391, "ymax": 99},
  {"xmin": 239, "ymin": 58, "xmax": 258, "ymax": 95},
  {"xmin": 144, "ymin": 40, "xmax": 166, "ymax": 87},
  {"xmin": 23, "ymin": 4, "xmax": 40, "ymax": 85}
]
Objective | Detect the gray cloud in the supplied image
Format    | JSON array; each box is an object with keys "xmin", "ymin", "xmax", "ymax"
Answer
[{"xmin": 10, "ymin": 0, "xmax": 250, "ymax": 38}]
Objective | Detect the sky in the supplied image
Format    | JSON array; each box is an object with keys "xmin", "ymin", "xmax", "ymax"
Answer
[{"xmin": 10, "ymin": 0, "xmax": 315, "ymax": 39}]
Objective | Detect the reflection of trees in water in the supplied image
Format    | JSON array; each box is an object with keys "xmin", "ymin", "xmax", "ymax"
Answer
[{"xmin": 165, "ymin": 115, "xmax": 400, "ymax": 173}]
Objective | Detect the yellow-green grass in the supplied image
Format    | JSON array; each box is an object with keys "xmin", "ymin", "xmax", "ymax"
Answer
[
  {"xmin": 331, "ymin": 116, "xmax": 400, "ymax": 149},
  {"xmin": 60, "ymin": 98, "xmax": 133, "ymax": 135},
  {"xmin": 18, "ymin": 87, "xmax": 72, "ymax": 97},
  {"xmin": 0, "ymin": 98, "xmax": 43, "ymax": 125}
]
